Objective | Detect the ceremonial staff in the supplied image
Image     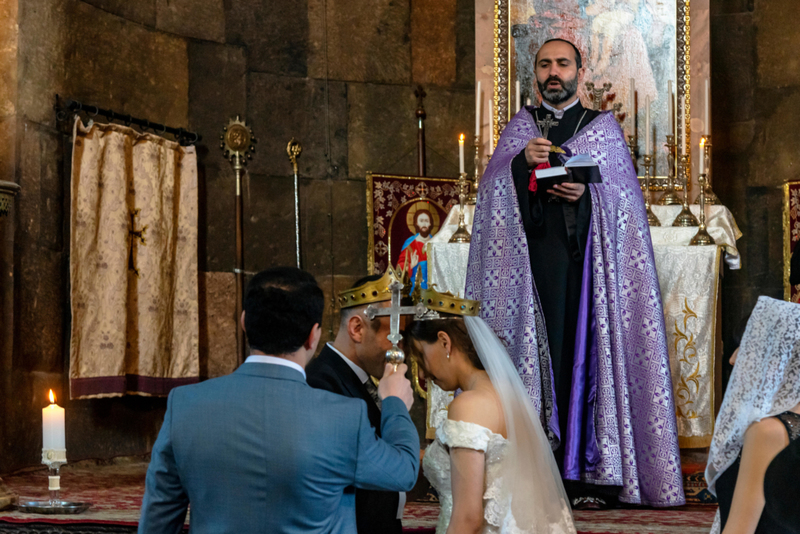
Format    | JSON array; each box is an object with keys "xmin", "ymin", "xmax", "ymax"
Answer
[
  {"xmin": 221, "ymin": 117, "xmax": 256, "ymax": 364},
  {"xmin": 287, "ymin": 139, "xmax": 302, "ymax": 268}
]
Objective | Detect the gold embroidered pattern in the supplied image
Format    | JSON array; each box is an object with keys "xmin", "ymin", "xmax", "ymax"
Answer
[{"xmin": 674, "ymin": 298, "xmax": 701, "ymax": 420}]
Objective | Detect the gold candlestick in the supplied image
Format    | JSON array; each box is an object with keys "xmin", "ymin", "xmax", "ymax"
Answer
[
  {"xmin": 642, "ymin": 154, "xmax": 660, "ymax": 226},
  {"xmin": 694, "ymin": 135, "xmax": 719, "ymax": 205},
  {"xmin": 627, "ymin": 134, "xmax": 638, "ymax": 173},
  {"xmin": 658, "ymin": 134, "xmax": 682, "ymax": 205},
  {"xmin": 449, "ymin": 172, "xmax": 471, "ymax": 243},
  {"xmin": 468, "ymin": 135, "xmax": 480, "ymax": 205},
  {"xmin": 673, "ymin": 155, "xmax": 699, "ymax": 227},
  {"xmin": 690, "ymin": 171, "xmax": 715, "ymax": 246}
]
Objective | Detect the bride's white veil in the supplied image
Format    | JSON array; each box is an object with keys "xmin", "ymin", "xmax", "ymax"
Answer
[{"xmin": 465, "ymin": 316, "xmax": 576, "ymax": 534}]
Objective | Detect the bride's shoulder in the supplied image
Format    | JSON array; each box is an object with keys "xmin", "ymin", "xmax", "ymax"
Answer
[{"xmin": 447, "ymin": 389, "xmax": 504, "ymax": 436}]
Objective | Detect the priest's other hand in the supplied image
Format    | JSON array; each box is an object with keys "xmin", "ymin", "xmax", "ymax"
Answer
[
  {"xmin": 548, "ymin": 182, "xmax": 585, "ymax": 202},
  {"xmin": 524, "ymin": 137, "xmax": 552, "ymax": 166},
  {"xmin": 378, "ymin": 363, "xmax": 414, "ymax": 410}
]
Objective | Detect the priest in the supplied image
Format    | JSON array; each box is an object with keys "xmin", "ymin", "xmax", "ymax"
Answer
[{"xmin": 465, "ymin": 38, "xmax": 684, "ymax": 507}]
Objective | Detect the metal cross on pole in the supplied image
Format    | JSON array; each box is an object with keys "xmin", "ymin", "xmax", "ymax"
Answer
[{"xmin": 537, "ymin": 114, "xmax": 559, "ymax": 139}]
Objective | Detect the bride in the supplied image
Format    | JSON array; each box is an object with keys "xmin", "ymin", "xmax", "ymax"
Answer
[{"xmin": 406, "ymin": 288, "xmax": 576, "ymax": 534}]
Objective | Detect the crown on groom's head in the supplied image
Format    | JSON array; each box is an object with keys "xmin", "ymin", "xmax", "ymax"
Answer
[{"xmin": 337, "ymin": 266, "xmax": 404, "ymax": 309}]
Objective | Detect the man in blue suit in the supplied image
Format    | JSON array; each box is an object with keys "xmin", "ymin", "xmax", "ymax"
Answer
[{"xmin": 139, "ymin": 267, "xmax": 420, "ymax": 534}]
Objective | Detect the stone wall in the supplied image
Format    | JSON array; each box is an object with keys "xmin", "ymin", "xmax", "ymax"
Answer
[
  {"xmin": 0, "ymin": 0, "xmax": 474, "ymax": 473},
  {"xmin": 710, "ymin": 0, "xmax": 793, "ymax": 381}
]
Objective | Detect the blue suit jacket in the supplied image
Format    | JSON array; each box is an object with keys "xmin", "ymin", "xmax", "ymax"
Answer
[{"xmin": 138, "ymin": 362, "xmax": 420, "ymax": 534}]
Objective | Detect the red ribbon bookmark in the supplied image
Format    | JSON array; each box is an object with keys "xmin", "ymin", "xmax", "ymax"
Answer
[{"xmin": 529, "ymin": 162, "xmax": 551, "ymax": 193}]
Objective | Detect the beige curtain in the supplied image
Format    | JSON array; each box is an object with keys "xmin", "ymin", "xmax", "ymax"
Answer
[{"xmin": 69, "ymin": 119, "xmax": 199, "ymax": 399}]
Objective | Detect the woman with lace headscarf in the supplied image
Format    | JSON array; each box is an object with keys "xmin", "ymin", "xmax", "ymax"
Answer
[
  {"xmin": 706, "ymin": 296, "xmax": 800, "ymax": 534},
  {"xmin": 406, "ymin": 288, "xmax": 575, "ymax": 534}
]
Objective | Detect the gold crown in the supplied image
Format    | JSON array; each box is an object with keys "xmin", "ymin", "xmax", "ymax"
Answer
[
  {"xmin": 420, "ymin": 286, "xmax": 480, "ymax": 316},
  {"xmin": 337, "ymin": 266, "xmax": 404, "ymax": 309}
]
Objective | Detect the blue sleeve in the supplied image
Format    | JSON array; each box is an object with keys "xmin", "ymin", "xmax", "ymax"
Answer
[
  {"xmin": 138, "ymin": 392, "xmax": 189, "ymax": 534},
  {"xmin": 353, "ymin": 397, "xmax": 420, "ymax": 492}
]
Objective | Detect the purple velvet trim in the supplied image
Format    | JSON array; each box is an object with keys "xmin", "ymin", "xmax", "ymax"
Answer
[{"xmin": 70, "ymin": 374, "xmax": 198, "ymax": 398}]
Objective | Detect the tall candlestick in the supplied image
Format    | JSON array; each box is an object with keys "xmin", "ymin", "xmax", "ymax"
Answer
[
  {"xmin": 674, "ymin": 82, "xmax": 678, "ymax": 137},
  {"xmin": 488, "ymin": 99, "xmax": 494, "ymax": 155},
  {"xmin": 475, "ymin": 81, "xmax": 481, "ymax": 137},
  {"xmin": 515, "ymin": 80, "xmax": 521, "ymax": 113},
  {"xmin": 700, "ymin": 137, "xmax": 706, "ymax": 175},
  {"xmin": 681, "ymin": 96, "xmax": 687, "ymax": 155},
  {"xmin": 42, "ymin": 390, "xmax": 65, "ymax": 450},
  {"xmin": 668, "ymin": 80, "xmax": 674, "ymax": 135},
  {"xmin": 629, "ymin": 78, "xmax": 635, "ymax": 132},
  {"xmin": 645, "ymin": 96, "xmax": 650, "ymax": 153},
  {"xmin": 458, "ymin": 134, "xmax": 465, "ymax": 173},
  {"xmin": 705, "ymin": 79, "xmax": 710, "ymax": 135}
]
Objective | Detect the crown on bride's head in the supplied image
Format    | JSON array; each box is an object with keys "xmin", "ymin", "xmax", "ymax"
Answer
[{"xmin": 419, "ymin": 286, "xmax": 480, "ymax": 317}]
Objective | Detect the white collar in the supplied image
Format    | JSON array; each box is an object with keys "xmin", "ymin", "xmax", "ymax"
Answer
[
  {"xmin": 327, "ymin": 343, "xmax": 370, "ymax": 383},
  {"xmin": 245, "ymin": 354, "xmax": 306, "ymax": 378},
  {"xmin": 540, "ymin": 97, "xmax": 580, "ymax": 119}
]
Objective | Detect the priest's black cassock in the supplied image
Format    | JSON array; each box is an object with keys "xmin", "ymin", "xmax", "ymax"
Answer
[{"xmin": 510, "ymin": 102, "xmax": 601, "ymax": 465}]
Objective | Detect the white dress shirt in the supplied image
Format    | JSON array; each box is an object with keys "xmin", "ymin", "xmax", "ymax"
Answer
[
  {"xmin": 244, "ymin": 354, "xmax": 306, "ymax": 378},
  {"xmin": 325, "ymin": 343, "xmax": 407, "ymax": 519}
]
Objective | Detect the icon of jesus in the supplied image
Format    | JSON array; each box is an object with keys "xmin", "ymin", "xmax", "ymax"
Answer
[{"xmin": 396, "ymin": 208, "xmax": 433, "ymax": 289}]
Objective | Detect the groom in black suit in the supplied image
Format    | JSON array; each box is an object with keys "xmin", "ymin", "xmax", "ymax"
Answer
[{"xmin": 306, "ymin": 274, "xmax": 405, "ymax": 534}]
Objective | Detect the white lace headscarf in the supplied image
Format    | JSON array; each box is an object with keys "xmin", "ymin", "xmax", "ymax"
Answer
[
  {"xmin": 705, "ymin": 296, "xmax": 800, "ymax": 531},
  {"xmin": 465, "ymin": 316, "xmax": 576, "ymax": 534}
]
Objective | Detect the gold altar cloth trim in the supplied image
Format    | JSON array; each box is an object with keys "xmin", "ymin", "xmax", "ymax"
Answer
[
  {"xmin": 69, "ymin": 119, "xmax": 199, "ymax": 398},
  {"xmin": 653, "ymin": 245, "xmax": 721, "ymax": 448}
]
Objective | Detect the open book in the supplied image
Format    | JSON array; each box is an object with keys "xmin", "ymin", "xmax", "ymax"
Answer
[
  {"xmin": 532, "ymin": 153, "xmax": 602, "ymax": 189},
  {"xmin": 534, "ymin": 154, "xmax": 596, "ymax": 179}
]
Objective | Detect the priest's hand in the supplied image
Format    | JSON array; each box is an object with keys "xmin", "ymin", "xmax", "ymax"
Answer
[
  {"xmin": 548, "ymin": 182, "xmax": 585, "ymax": 202},
  {"xmin": 524, "ymin": 137, "xmax": 552, "ymax": 166},
  {"xmin": 378, "ymin": 363, "xmax": 414, "ymax": 410}
]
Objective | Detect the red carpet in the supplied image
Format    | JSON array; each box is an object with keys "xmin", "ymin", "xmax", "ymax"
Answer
[{"xmin": 0, "ymin": 460, "xmax": 716, "ymax": 533}]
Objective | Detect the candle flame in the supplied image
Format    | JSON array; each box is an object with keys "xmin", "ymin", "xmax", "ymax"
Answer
[
  {"xmin": 49, "ymin": 389, "xmax": 55, "ymax": 404},
  {"xmin": 700, "ymin": 137, "xmax": 706, "ymax": 149},
  {"xmin": 459, "ymin": 133, "xmax": 465, "ymax": 142}
]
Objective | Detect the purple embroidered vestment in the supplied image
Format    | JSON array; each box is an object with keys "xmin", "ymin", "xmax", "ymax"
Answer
[{"xmin": 465, "ymin": 108, "xmax": 685, "ymax": 506}]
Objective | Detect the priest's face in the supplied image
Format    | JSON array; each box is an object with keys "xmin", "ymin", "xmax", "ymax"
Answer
[
  {"xmin": 534, "ymin": 41, "xmax": 581, "ymax": 106},
  {"xmin": 415, "ymin": 211, "xmax": 432, "ymax": 238}
]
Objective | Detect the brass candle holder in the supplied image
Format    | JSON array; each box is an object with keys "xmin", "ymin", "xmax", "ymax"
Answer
[
  {"xmin": 449, "ymin": 172, "xmax": 471, "ymax": 243},
  {"xmin": 690, "ymin": 171, "xmax": 716, "ymax": 246},
  {"xmin": 694, "ymin": 135, "xmax": 720, "ymax": 205},
  {"xmin": 673, "ymin": 154, "xmax": 699, "ymax": 227},
  {"xmin": 658, "ymin": 134, "xmax": 682, "ymax": 205},
  {"xmin": 468, "ymin": 135, "xmax": 480, "ymax": 205},
  {"xmin": 642, "ymin": 154, "xmax": 660, "ymax": 226},
  {"xmin": 627, "ymin": 134, "xmax": 638, "ymax": 173}
]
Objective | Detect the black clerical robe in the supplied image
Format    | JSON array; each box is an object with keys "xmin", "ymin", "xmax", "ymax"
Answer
[{"xmin": 511, "ymin": 103, "xmax": 601, "ymax": 458}]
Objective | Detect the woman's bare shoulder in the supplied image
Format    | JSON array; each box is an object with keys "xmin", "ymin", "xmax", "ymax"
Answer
[{"xmin": 448, "ymin": 388, "xmax": 503, "ymax": 434}]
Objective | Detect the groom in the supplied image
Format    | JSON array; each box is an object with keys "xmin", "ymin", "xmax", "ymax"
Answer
[
  {"xmin": 139, "ymin": 267, "xmax": 419, "ymax": 533},
  {"xmin": 306, "ymin": 274, "xmax": 409, "ymax": 534}
]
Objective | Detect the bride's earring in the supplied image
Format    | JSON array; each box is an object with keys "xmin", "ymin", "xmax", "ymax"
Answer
[{"xmin": 446, "ymin": 352, "xmax": 450, "ymax": 360}]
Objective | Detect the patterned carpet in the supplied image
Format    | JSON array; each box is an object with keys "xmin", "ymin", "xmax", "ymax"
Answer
[{"xmin": 0, "ymin": 460, "xmax": 716, "ymax": 533}]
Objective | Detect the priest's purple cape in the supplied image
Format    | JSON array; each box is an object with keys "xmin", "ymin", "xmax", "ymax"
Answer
[{"xmin": 465, "ymin": 109, "xmax": 685, "ymax": 506}]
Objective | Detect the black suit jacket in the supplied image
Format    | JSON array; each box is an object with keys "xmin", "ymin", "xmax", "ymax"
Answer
[{"xmin": 306, "ymin": 345, "xmax": 403, "ymax": 534}]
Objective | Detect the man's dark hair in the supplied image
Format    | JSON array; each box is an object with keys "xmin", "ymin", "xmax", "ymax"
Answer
[
  {"xmin": 339, "ymin": 274, "xmax": 383, "ymax": 332},
  {"xmin": 244, "ymin": 267, "xmax": 324, "ymax": 355},
  {"xmin": 535, "ymin": 38, "xmax": 583, "ymax": 70}
]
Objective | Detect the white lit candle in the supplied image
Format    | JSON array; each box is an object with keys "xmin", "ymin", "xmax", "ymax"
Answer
[
  {"xmin": 705, "ymin": 79, "xmax": 710, "ymax": 135},
  {"xmin": 700, "ymin": 137, "xmax": 706, "ymax": 174},
  {"xmin": 475, "ymin": 81, "xmax": 481, "ymax": 137},
  {"xmin": 668, "ymin": 80, "xmax": 674, "ymax": 136},
  {"xmin": 488, "ymin": 99, "xmax": 494, "ymax": 155},
  {"xmin": 645, "ymin": 96, "xmax": 650, "ymax": 154},
  {"xmin": 526, "ymin": 98, "xmax": 531, "ymax": 106},
  {"xmin": 673, "ymin": 83, "xmax": 678, "ymax": 138},
  {"xmin": 458, "ymin": 134, "xmax": 465, "ymax": 173},
  {"xmin": 42, "ymin": 390, "xmax": 65, "ymax": 450},
  {"xmin": 680, "ymin": 96, "xmax": 687, "ymax": 155},
  {"xmin": 629, "ymin": 77, "xmax": 635, "ymax": 132},
  {"xmin": 515, "ymin": 80, "xmax": 521, "ymax": 113}
]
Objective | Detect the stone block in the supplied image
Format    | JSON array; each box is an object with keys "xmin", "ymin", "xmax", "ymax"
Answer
[
  {"xmin": 347, "ymin": 83, "xmax": 417, "ymax": 179},
  {"xmin": 750, "ymin": 89, "xmax": 800, "ymax": 188},
  {"xmin": 243, "ymin": 174, "xmax": 297, "ymax": 271},
  {"xmin": 80, "ymin": 0, "xmax": 157, "ymax": 26},
  {"xmin": 199, "ymin": 271, "xmax": 237, "ymax": 379},
  {"xmin": 18, "ymin": 0, "xmax": 189, "ymax": 128},
  {"xmin": 411, "ymin": 0, "xmax": 456, "ymax": 87},
  {"xmin": 226, "ymin": 0, "xmax": 308, "ymax": 76},
  {"xmin": 455, "ymin": 0, "xmax": 476, "ymax": 87},
  {"xmin": 308, "ymin": 0, "xmax": 411, "ymax": 84},
  {"xmin": 299, "ymin": 178, "xmax": 333, "ymax": 278},
  {"xmin": 0, "ymin": 0, "xmax": 18, "ymax": 119},
  {"xmin": 187, "ymin": 41, "xmax": 247, "ymax": 271},
  {"xmin": 756, "ymin": 0, "xmax": 800, "ymax": 89},
  {"xmin": 247, "ymin": 74, "xmax": 347, "ymax": 179},
  {"xmin": 710, "ymin": 0, "xmax": 753, "ymax": 16},
  {"xmin": 422, "ymin": 87, "xmax": 476, "ymax": 178},
  {"xmin": 331, "ymin": 179, "xmax": 368, "ymax": 276},
  {"xmin": 156, "ymin": 0, "xmax": 225, "ymax": 43},
  {"xmin": 711, "ymin": 13, "xmax": 754, "ymax": 122}
]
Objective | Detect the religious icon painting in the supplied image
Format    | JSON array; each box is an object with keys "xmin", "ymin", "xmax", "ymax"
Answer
[
  {"xmin": 784, "ymin": 180, "xmax": 800, "ymax": 303},
  {"xmin": 366, "ymin": 173, "xmax": 460, "ymax": 287}
]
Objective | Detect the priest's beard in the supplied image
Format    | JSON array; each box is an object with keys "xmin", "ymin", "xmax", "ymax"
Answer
[{"xmin": 537, "ymin": 74, "xmax": 579, "ymax": 106}]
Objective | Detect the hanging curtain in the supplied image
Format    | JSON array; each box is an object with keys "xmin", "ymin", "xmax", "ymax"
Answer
[{"xmin": 69, "ymin": 119, "xmax": 199, "ymax": 398}]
